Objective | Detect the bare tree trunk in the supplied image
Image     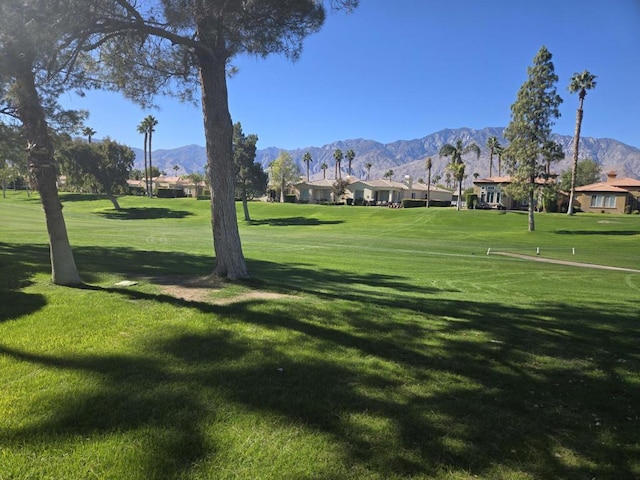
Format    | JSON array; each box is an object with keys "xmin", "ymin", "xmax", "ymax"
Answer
[
  {"xmin": 528, "ymin": 183, "xmax": 535, "ymax": 232},
  {"xmin": 143, "ymin": 133, "xmax": 149, "ymax": 197},
  {"xmin": 242, "ymin": 193, "xmax": 251, "ymax": 222},
  {"xmin": 426, "ymin": 168, "xmax": 431, "ymax": 208},
  {"xmin": 197, "ymin": 38, "xmax": 249, "ymax": 280},
  {"xmin": 14, "ymin": 62, "xmax": 81, "ymax": 285},
  {"xmin": 148, "ymin": 129, "xmax": 153, "ymax": 197},
  {"xmin": 567, "ymin": 106, "xmax": 583, "ymax": 215},
  {"xmin": 105, "ymin": 188, "xmax": 121, "ymax": 210}
]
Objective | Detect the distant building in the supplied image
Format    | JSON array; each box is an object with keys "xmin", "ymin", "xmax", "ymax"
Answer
[
  {"xmin": 294, "ymin": 176, "xmax": 453, "ymax": 206},
  {"xmin": 575, "ymin": 172, "xmax": 640, "ymax": 214}
]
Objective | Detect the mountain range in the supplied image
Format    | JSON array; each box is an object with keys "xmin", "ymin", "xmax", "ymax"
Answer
[{"xmin": 132, "ymin": 127, "xmax": 640, "ymax": 183}]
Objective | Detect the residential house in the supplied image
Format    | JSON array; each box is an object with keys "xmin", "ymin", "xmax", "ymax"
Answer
[
  {"xmin": 473, "ymin": 176, "xmax": 556, "ymax": 210},
  {"xmin": 574, "ymin": 172, "xmax": 640, "ymax": 214},
  {"xmin": 472, "ymin": 176, "xmax": 517, "ymax": 209},
  {"xmin": 294, "ymin": 176, "xmax": 453, "ymax": 206},
  {"xmin": 293, "ymin": 179, "xmax": 335, "ymax": 203}
]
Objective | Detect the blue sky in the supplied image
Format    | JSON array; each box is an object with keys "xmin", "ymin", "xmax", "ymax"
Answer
[{"xmin": 62, "ymin": 0, "xmax": 640, "ymax": 151}]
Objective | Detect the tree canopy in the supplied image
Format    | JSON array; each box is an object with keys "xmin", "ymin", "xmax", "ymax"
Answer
[
  {"xmin": 57, "ymin": 138, "xmax": 134, "ymax": 210},
  {"xmin": 270, "ymin": 151, "xmax": 301, "ymax": 203}
]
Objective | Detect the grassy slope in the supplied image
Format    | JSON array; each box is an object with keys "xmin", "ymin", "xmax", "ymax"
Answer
[{"xmin": 1, "ymin": 192, "xmax": 639, "ymax": 480}]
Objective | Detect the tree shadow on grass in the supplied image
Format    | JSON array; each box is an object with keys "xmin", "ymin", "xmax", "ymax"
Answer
[
  {"xmin": 0, "ymin": 242, "xmax": 47, "ymax": 322},
  {"xmin": 2, "ymin": 241, "xmax": 639, "ymax": 478},
  {"xmin": 95, "ymin": 207, "xmax": 194, "ymax": 220},
  {"xmin": 1, "ymin": 287, "xmax": 638, "ymax": 478},
  {"xmin": 248, "ymin": 216, "xmax": 344, "ymax": 226}
]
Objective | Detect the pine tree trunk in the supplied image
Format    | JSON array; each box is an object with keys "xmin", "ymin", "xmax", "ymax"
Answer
[
  {"xmin": 197, "ymin": 37, "xmax": 249, "ymax": 280},
  {"xmin": 528, "ymin": 184, "xmax": 535, "ymax": 232},
  {"xmin": 14, "ymin": 62, "xmax": 81, "ymax": 285},
  {"xmin": 567, "ymin": 107, "xmax": 583, "ymax": 215}
]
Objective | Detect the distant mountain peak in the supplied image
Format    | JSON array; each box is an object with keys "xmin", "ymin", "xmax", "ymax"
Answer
[{"xmin": 133, "ymin": 127, "xmax": 640, "ymax": 181}]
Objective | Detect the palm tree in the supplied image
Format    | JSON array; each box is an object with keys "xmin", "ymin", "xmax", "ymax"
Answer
[
  {"xmin": 383, "ymin": 169, "xmax": 394, "ymax": 182},
  {"xmin": 567, "ymin": 70, "xmax": 597, "ymax": 215},
  {"xmin": 144, "ymin": 115, "xmax": 159, "ymax": 197},
  {"xmin": 425, "ymin": 157, "xmax": 432, "ymax": 208},
  {"xmin": 136, "ymin": 121, "xmax": 149, "ymax": 196},
  {"xmin": 82, "ymin": 127, "xmax": 96, "ymax": 144},
  {"xmin": 345, "ymin": 149, "xmax": 355, "ymax": 176},
  {"xmin": 495, "ymin": 144, "xmax": 504, "ymax": 177},
  {"xmin": 320, "ymin": 162, "xmax": 328, "ymax": 179},
  {"xmin": 486, "ymin": 136, "xmax": 500, "ymax": 177},
  {"xmin": 439, "ymin": 139, "xmax": 480, "ymax": 211},
  {"xmin": 432, "ymin": 174, "xmax": 441, "ymax": 186},
  {"xmin": 365, "ymin": 162, "xmax": 372, "ymax": 180},
  {"xmin": 173, "ymin": 165, "xmax": 180, "ymax": 176},
  {"xmin": 303, "ymin": 151, "xmax": 312, "ymax": 181},
  {"xmin": 333, "ymin": 148, "xmax": 343, "ymax": 179}
]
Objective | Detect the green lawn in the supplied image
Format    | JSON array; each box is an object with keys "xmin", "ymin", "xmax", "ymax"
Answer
[{"xmin": 1, "ymin": 191, "xmax": 639, "ymax": 479}]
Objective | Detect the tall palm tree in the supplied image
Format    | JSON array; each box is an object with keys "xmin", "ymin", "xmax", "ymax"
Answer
[
  {"xmin": 303, "ymin": 151, "xmax": 312, "ymax": 181},
  {"xmin": 345, "ymin": 149, "xmax": 355, "ymax": 176},
  {"xmin": 320, "ymin": 162, "xmax": 328, "ymax": 179},
  {"xmin": 82, "ymin": 127, "xmax": 96, "ymax": 144},
  {"xmin": 495, "ymin": 144, "xmax": 504, "ymax": 177},
  {"xmin": 136, "ymin": 121, "xmax": 149, "ymax": 196},
  {"xmin": 567, "ymin": 70, "xmax": 597, "ymax": 215},
  {"xmin": 173, "ymin": 165, "xmax": 180, "ymax": 176},
  {"xmin": 365, "ymin": 162, "xmax": 372, "ymax": 180},
  {"xmin": 439, "ymin": 139, "xmax": 480, "ymax": 211},
  {"xmin": 383, "ymin": 169, "xmax": 394, "ymax": 182},
  {"xmin": 333, "ymin": 148, "xmax": 343, "ymax": 179},
  {"xmin": 486, "ymin": 136, "xmax": 500, "ymax": 177},
  {"xmin": 142, "ymin": 115, "xmax": 159, "ymax": 197},
  {"xmin": 425, "ymin": 157, "xmax": 432, "ymax": 208}
]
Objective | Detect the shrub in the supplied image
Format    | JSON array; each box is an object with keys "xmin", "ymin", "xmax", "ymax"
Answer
[
  {"xmin": 402, "ymin": 199, "xmax": 427, "ymax": 208},
  {"xmin": 466, "ymin": 193, "xmax": 478, "ymax": 209}
]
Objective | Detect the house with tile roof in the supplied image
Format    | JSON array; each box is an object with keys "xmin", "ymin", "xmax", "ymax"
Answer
[
  {"xmin": 294, "ymin": 176, "xmax": 453, "ymax": 206},
  {"xmin": 574, "ymin": 172, "xmax": 640, "ymax": 214},
  {"xmin": 472, "ymin": 176, "xmax": 559, "ymax": 210}
]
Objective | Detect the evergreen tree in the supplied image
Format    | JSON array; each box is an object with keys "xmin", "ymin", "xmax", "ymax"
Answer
[
  {"xmin": 504, "ymin": 46, "xmax": 563, "ymax": 231},
  {"xmin": 233, "ymin": 122, "xmax": 266, "ymax": 221}
]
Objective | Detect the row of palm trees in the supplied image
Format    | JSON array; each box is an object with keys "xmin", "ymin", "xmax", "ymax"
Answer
[{"xmin": 302, "ymin": 148, "xmax": 361, "ymax": 181}]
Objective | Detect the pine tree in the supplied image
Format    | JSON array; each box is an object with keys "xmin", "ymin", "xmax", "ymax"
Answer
[{"xmin": 504, "ymin": 46, "xmax": 563, "ymax": 231}]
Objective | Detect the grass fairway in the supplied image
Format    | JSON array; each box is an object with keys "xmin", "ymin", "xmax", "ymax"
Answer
[{"xmin": 1, "ymin": 191, "xmax": 639, "ymax": 479}]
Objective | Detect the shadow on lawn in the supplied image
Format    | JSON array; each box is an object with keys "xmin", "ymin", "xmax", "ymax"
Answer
[
  {"xmin": 0, "ymin": 242, "xmax": 47, "ymax": 322},
  {"xmin": 248, "ymin": 216, "xmax": 344, "ymax": 226},
  {"xmin": 96, "ymin": 207, "xmax": 194, "ymax": 220},
  {"xmin": 1, "ymin": 241, "xmax": 639, "ymax": 478}
]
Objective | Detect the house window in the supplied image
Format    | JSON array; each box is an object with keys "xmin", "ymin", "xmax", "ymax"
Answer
[
  {"xmin": 590, "ymin": 194, "xmax": 616, "ymax": 208},
  {"xmin": 486, "ymin": 186, "xmax": 495, "ymax": 203}
]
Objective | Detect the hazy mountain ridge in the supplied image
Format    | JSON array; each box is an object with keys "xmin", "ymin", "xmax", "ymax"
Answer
[{"xmin": 133, "ymin": 127, "xmax": 640, "ymax": 182}]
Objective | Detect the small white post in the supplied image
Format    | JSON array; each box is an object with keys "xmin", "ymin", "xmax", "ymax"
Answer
[
  {"xmin": 536, "ymin": 247, "xmax": 540, "ymax": 255},
  {"xmin": 487, "ymin": 248, "xmax": 491, "ymax": 255},
  {"xmin": 572, "ymin": 247, "xmax": 575, "ymax": 255}
]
